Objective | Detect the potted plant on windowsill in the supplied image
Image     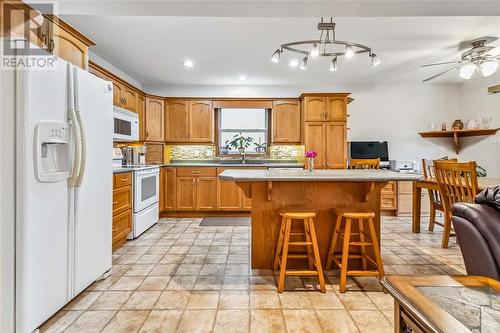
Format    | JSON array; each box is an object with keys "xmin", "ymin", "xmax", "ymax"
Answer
[
  {"xmin": 254, "ymin": 138, "xmax": 267, "ymax": 153},
  {"xmin": 228, "ymin": 133, "xmax": 254, "ymax": 153}
]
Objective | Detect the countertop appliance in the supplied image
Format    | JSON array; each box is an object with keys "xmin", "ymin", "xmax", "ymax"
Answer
[
  {"xmin": 390, "ymin": 160, "xmax": 418, "ymax": 173},
  {"xmin": 2, "ymin": 41, "xmax": 113, "ymax": 333},
  {"xmin": 129, "ymin": 167, "xmax": 160, "ymax": 239},
  {"xmin": 113, "ymin": 106, "xmax": 139, "ymax": 142},
  {"xmin": 132, "ymin": 145, "xmax": 147, "ymax": 165},
  {"xmin": 113, "ymin": 147, "xmax": 124, "ymax": 166}
]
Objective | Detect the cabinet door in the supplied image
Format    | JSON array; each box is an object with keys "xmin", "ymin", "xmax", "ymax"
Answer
[
  {"xmin": 160, "ymin": 168, "xmax": 176, "ymax": 211},
  {"xmin": 197, "ymin": 177, "xmax": 217, "ymax": 210},
  {"xmin": 217, "ymin": 168, "xmax": 242, "ymax": 210},
  {"xmin": 304, "ymin": 122, "xmax": 326, "ymax": 169},
  {"xmin": 303, "ymin": 97, "xmax": 325, "ymax": 122},
  {"xmin": 122, "ymin": 87, "xmax": 137, "ymax": 112},
  {"xmin": 189, "ymin": 100, "xmax": 213, "ymax": 142},
  {"xmin": 145, "ymin": 142, "xmax": 164, "ymax": 164},
  {"xmin": 51, "ymin": 23, "xmax": 88, "ymax": 69},
  {"xmin": 165, "ymin": 100, "xmax": 189, "ymax": 142},
  {"xmin": 145, "ymin": 97, "xmax": 165, "ymax": 142},
  {"xmin": 113, "ymin": 81, "xmax": 124, "ymax": 106},
  {"xmin": 272, "ymin": 101, "xmax": 301, "ymax": 143},
  {"xmin": 176, "ymin": 177, "xmax": 197, "ymax": 210},
  {"xmin": 137, "ymin": 94, "xmax": 146, "ymax": 141},
  {"xmin": 326, "ymin": 97, "xmax": 347, "ymax": 121},
  {"xmin": 325, "ymin": 122, "xmax": 347, "ymax": 169}
]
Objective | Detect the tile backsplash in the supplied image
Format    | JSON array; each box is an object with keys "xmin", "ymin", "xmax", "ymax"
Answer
[
  {"xmin": 168, "ymin": 145, "xmax": 216, "ymax": 160},
  {"xmin": 269, "ymin": 145, "xmax": 305, "ymax": 161},
  {"xmin": 166, "ymin": 144, "xmax": 304, "ymax": 161}
]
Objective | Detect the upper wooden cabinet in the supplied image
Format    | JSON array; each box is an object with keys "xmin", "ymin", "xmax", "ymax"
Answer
[
  {"xmin": 1, "ymin": 5, "xmax": 93, "ymax": 69},
  {"xmin": 302, "ymin": 95, "xmax": 347, "ymax": 122},
  {"xmin": 165, "ymin": 99, "xmax": 214, "ymax": 143},
  {"xmin": 165, "ymin": 100, "xmax": 189, "ymax": 142},
  {"xmin": 137, "ymin": 94, "xmax": 145, "ymax": 141},
  {"xmin": 145, "ymin": 96, "xmax": 165, "ymax": 142},
  {"xmin": 113, "ymin": 81, "xmax": 138, "ymax": 112},
  {"xmin": 272, "ymin": 100, "xmax": 301, "ymax": 143}
]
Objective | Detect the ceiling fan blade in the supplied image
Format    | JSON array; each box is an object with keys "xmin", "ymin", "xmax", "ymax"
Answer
[
  {"xmin": 422, "ymin": 67, "xmax": 459, "ymax": 82},
  {"xmin": 489, "ymin": 45, "xmax": 500, "ymax": 56},
  {"xmin": 421, "ymin": 60, "xmax": 461, "ymax": 68}
]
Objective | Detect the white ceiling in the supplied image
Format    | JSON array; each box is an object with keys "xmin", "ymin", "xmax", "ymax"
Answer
[{"xmin": 61, "ymin": 13, "xmax": 500, "ymax": 86}]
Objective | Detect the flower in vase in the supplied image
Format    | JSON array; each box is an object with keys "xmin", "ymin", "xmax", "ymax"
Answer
[{"xmin": 305, "ymin": 150, "xmax": 318, "ymax": 158}]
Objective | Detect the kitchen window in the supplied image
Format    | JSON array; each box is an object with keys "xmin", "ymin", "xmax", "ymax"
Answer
[{"xmin": 218, "ymin": 108, "xmax": 269, "ymax": 154}]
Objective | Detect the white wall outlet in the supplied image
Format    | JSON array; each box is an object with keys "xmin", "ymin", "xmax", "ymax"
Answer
[
  {"xmin": 291, "ymin": 151, "xmax": 298, "ymax": 157},
  {"xmin": 194, "ymin": 150, "xmax": 200, "ymax": 157},
  {"xmin": 206, "ymin": 149, "xmax": 214, "ymax": 156}
]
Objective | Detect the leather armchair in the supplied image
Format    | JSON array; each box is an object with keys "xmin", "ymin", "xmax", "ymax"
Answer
[{"xmin": 451, "ymin": 203, "xmax": 500, "ymax": 280}]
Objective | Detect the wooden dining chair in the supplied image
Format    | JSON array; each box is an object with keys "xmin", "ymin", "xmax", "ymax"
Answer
[
  {"xmin": 348, "ymin": 158, "xmax": 380, "ymax": 169},
  {"xmin": 422, "ymin": 158, "xmax": 457, "ymax": 233},
  {"xmin": 434, "ymin": 160, "xmax": 479, "ymax": 248}
]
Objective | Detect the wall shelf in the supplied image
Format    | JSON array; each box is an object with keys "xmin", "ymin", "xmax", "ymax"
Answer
[{"xmin": 419, "ymin": 128, "xmax": 499, "ymax": 154}]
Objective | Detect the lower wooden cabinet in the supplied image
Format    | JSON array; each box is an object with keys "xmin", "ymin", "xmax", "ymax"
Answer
[
  {"xmin": 197, "ymin": 177, "xmax": 217, "ymax": 210},
  {"xmin": 112, "ymin": 172, "xmax": 132, "ymax": 251},
  {"xmin": 217, "ymin": 177, "xmax": 242, "ymax": 210},
  {"xmin": 160, "ymin": 168, "xmax": 176, "ymax": 211},
  {"xmin": 397, "ymin": 181, "xmax": 430, "ymax": 216},
  {"xmin": 176, "ymin": 177, "xmax": 197, "ymax": 210},
  {"xmin": 381, "ymin": 181, "xmax": 397, "ymax": 212}
]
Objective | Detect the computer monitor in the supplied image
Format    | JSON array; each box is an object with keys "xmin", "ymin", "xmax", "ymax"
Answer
[{"xmin": 350, "ymin": 141, "xmax": 389, "ymax": 162}]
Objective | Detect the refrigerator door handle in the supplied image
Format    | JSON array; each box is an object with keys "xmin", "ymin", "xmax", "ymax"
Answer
[
  {"xmin": 75, "ymin": 110, "xmax": 86, "ymax": 187},
  {"xmin": 68, "ymin": 108, "xmax": 82, "ymax": 188}
]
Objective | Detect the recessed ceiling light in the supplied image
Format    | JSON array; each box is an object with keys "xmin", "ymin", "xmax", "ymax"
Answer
[
  {"xmin": 183, "ymin": 60, "xmax": 194, "ymax": 68},
  {"xmin": 239, "ymin": 75, "xmax": 247, "ymax": 81},
  {"xmin": 289, "ymin": 60, "xmax": 299, "ymax": 68}
]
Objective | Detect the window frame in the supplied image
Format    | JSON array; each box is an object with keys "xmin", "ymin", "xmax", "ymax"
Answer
[{"xmin": 216, "ymin": 108, "xmax": 270, "ymax": 156}]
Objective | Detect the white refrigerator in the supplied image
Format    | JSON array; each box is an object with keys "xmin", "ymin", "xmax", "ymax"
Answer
[{"xmin": 3, "ymin": 44, "xmax": 113, "ymax": 333}]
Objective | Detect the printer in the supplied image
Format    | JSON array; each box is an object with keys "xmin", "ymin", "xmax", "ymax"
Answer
[{"xmin": 389, "ymin": 160, "xmax": 418, "ymax": 173}]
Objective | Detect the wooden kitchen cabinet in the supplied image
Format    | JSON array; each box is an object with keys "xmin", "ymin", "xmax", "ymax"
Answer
[
  {"xmin": 145, "ymin": 96, "xmax": 165, "ymax": 142},
  {"xmin": 189, "ymin": 100, "xmax": 213, "ymax": 142},
  {"xmin": 325, "ymin": 122, "xmax": 347, "ymax": 169},
  {"xmin": 197, "ymin": 177, "xmax": 217, "ymax": 210},
  {"xmin": 112, "ymin": 172, "xmax": 132, "ymax": 251},
  {"xmin": 176, "ymin": 177, "xmax": 197, "ymax": 210},
  {"xmin": 302, "ymin": 96, "xmax": 326, "ymax": 122},
  {"xmin": 144, "ymin": 142, "xmax": 164, "ymax": 164},
  {"xmin": 304, "ymin": 122, "xmax": 327, "ymax": 169},
  {"xmin": 160, "ymin": 167, "xmax": 176, "ymax": 212},
  {"xmin": 381, "ymin": 181, "xmax": 397, "ymax": 212},
  {"xmin": 217, "ymin": 168, "xmax": 242, "ymax": 210},
  {"xmin": 137, "ymin": 93, "xmax": 145, "ymax": 141},
  {"xmin": 165, "ymin": 100, "xmax": 189, "ymax": 142},
  {"xmin": 302, "ymin": 93, "xmax": 349, "ymax": 169},
  {"xmin": 165, "ymin": 99, "xmax": 213, "ymax": 143},
  {"xmin": 272, "ymin": 100, "xmax": 301, "ymax": 143},
  {"xmin": 1, "ymin": 4, "xmax": 93, "ymax": 69}
]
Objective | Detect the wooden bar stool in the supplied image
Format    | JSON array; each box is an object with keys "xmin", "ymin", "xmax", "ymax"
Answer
[
  {"xmin": 326, "ymin": 211, "xmax": 385, "ymax": 293},
  {"xmin": 273, "ymin": 210, "xmax": 326, "ymax": 293}
]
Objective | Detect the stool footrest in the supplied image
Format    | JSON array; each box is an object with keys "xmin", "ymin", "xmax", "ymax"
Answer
[
  {"xmin": 285, "ymin": 270, "xmax": 319, "ymax": 276},
  {"xmin": 288, "ymin": 241, "xmax": 312, "ymax": 246}
]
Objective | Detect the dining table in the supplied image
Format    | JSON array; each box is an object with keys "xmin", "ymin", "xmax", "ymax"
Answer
[{"xmin": 412, "ymin": 176, "xmax": 500, "ymax": 233}]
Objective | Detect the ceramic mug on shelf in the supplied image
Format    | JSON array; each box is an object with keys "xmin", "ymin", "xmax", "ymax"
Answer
[{"xmin": 466, "ymin": 118, "xmax": 478, "ymax": 129}]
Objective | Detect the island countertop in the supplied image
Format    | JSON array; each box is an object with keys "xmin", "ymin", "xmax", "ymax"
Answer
[{"xmin": 219, "ymin": 168, "xmax": 423, "ymax": 182}]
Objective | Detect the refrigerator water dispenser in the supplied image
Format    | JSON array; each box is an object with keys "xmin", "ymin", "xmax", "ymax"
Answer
[{"xmin": 35, "ymin": 121, "xmax": 71, "ymax": 182}]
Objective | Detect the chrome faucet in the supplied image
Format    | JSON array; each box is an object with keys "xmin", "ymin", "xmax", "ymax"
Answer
[{"xmin": 241, "ymin": 151, "xmax": 246, "ymax": 164}]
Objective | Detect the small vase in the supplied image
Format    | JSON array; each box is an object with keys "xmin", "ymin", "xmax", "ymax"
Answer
[
  {"xmin": 307, "ymin": 157, "xmax": 315, "ymax": 173},
  {"xmin": 452, "ymin": 119, "xmax": 464, "ymax": 130}
]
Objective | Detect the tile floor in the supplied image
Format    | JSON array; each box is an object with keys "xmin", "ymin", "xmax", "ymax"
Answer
[{"xmin": 40, "ymin": 216, "xmax": 465, "ymax": 333}]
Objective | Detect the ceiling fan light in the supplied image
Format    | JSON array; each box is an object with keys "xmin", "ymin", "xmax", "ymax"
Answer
[
  {"xmin": 299, "ymin": 56, "xmax": 308, "ymax": 70},
  {"xmin": 329, "ymin": 57, "xmax": 338, "ymax": 72},
  {"xmin": 271, "ymin": 49, "xmax": 281, "ymax": 63},
  {"xmin": 311, "ymin": 43, "xmax": 320, "ymax": 57},
  {"xmin": 480, "ymin": 61, "xmax": 499, "ymax": 77},
  {"xmin": 459, "ymin": 64, "xmax": 476, "ymax": 79},
  {"xmin": 345, "ymin": 45, "xmax": 354, "ymax": 59},
  {"xmin": 370, "ymin": 53, "xmax": 380, "ymax": 67}
]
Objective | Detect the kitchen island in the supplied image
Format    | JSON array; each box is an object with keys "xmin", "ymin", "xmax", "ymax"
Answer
[{"xmin": 219, "ymin": 169, "xmax": 422, "ymax": 269}]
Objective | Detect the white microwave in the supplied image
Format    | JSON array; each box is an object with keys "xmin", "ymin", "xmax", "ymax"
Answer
[{"xmin": 113, "ymin": 106, "xmax": 139, "ymax": 142}]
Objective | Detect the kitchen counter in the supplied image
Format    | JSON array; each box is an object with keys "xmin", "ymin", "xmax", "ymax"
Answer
[
  {"xmin": 219, "ymin": 169, "xmax": 423, "ymax": 182},
  {"xmin": 222, "ymin": 169, "xmax": 422, "ymax": 269}
]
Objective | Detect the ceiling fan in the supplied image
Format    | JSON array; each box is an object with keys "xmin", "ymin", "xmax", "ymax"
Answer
[{"xmin": 422, "ymin": 39, "xmax": 500, "ymax": 82}]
